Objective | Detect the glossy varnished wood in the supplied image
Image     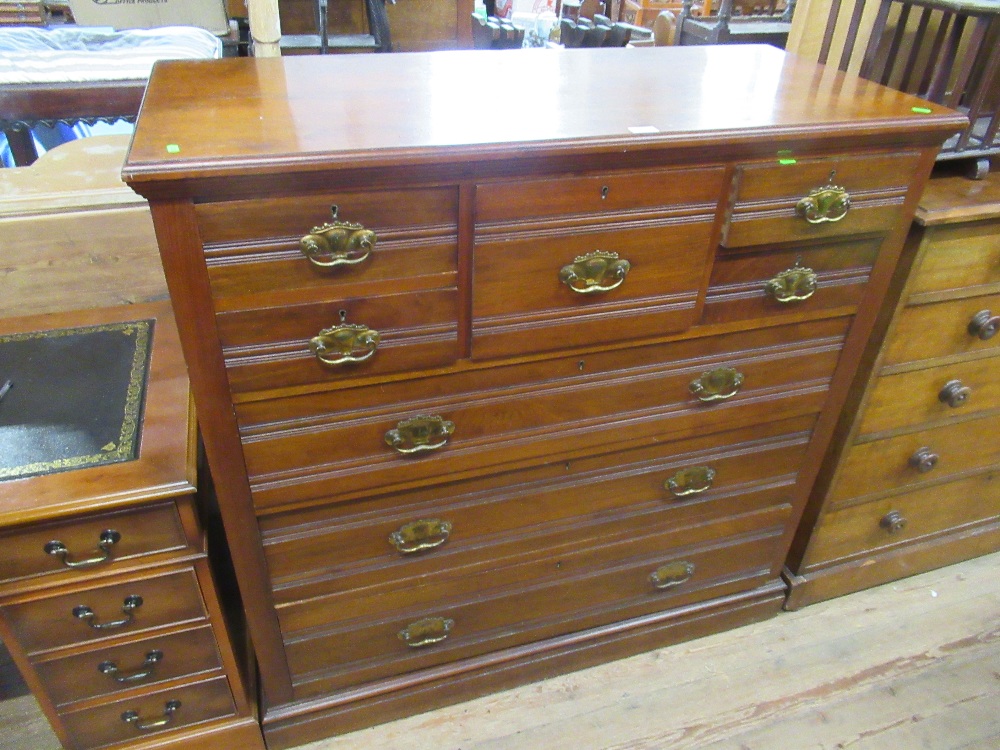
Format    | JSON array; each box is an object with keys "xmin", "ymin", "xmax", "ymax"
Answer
[{"xmin": 123, "ymin": 47, "xmax": 962, "ymax": 747}]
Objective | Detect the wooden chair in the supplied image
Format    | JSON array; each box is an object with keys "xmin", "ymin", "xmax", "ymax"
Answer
[{"xmin": 675, "ymin": 0, "xmax": 795, "ymax": 47}]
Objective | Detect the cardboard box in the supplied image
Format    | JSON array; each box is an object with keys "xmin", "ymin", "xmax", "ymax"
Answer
[{"xmin": 67, "ymin": 0, "xmax": 229, "ymax": 35}]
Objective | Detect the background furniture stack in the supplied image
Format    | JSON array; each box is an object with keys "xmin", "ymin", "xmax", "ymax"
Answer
[
  {"xmin": 121, "ymin": 46, "xmax": 962, "ymax": 747},
  {"xmin": 786, "ymin": 165, "xmax": 1000, "ymax": 608}
]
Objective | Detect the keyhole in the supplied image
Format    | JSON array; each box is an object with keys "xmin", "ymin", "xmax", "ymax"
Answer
[
  {"xmin": 601, "ymin": 186, "xmax": 609, "ymax": 200},
  {"xmin": 578, "ymin": 360, "xmax": 586, "ymax": 371},
  {"xmin": 339, "ymin": 309, "xmax": 348, "ymax": 322}
]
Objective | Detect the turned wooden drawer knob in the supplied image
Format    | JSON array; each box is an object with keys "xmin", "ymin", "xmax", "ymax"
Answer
[
  {"xmin": 880, "ymin": 510, "xmax": 907, "ymax": 534},
  {"xmin": 968, "ymin": 310, "xmax": 1000, "ymax": 341},
  {"xmin": 908, "ymin": 447, "xmax": 939, "ymax": 473},
  {"xmin": 938, "ymin": 380, "xmax": 972, "ymax": 408},
  {"xmin": 300, "ymin": 205, "xmax": 376, "ymax": 269},
  {"xmin": 44, "ymin": 529, "xmax": 121, "ymax": 569}
]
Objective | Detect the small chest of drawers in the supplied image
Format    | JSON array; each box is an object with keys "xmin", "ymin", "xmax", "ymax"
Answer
[
  {"xmin": 0, "ymin": 302, "xmax": 264, "ymax": 750},
  {"xmin": 786, "ymin": 168, "xmax": 1000, "ymax": 608},
  {"xmin": 122, "ymin": 46, "xmax": 963, "ymax": 748}
]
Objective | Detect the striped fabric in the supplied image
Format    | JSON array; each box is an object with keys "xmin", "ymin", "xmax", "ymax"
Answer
[{"xmin": 0, "ymin": 25, "xmax": 221, "ymax": 84}]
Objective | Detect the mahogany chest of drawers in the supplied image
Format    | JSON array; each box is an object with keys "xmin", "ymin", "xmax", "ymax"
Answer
[
  {"xmin": 785, "ymin": 168, "xmax": 1000, "ymax": 608},
  {"xmin": 0, "ymin": 302, "xmax": 263, "ymax": 750},
  {"xmin": 122, "ymin": 46, "xmax": 963, "ymax": 747}
]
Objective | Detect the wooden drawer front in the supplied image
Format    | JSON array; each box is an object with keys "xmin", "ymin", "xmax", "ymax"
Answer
[
  {"xmin": 60, "ymin": 675, "xmax": 235, "ymax": 750},
  {"xmin": 723, "ymin": 152, "xmax": 920, "ymax": 248},
  {"xmin": 475, "ymin": 168, "xmax": 726, "ymax": 224},
  {"xmin": 829, "ymin": 415, "xmax": 1000, "ymax": 505},
  {"xmin": 200, "ymin": 188, "xmax": 458, "ymax": 310},
  {"xmin": 908, "ymin": 221, "xmax": 1000, "ymax": 299},
  {"xmin": 261, "ymin": 416, "xmax": 813, "ymax": 597},
  {"xmin": 801, "ymin": 470, "xmax": 1000, "ymax": 570},
  {"xmin": 703, "ymin": 237, "xmax": 878, "ymax": 326},
  {"xmin": 240, "ymin": 318, "xmax": 848, "ymax": 511},
  {"xmin": 472, "ymin": 218, "xmax": 714, "ymax": 359},
  {"xmin": 217, "ymin": 288, "xmax": 459, "ymax": 393},
  {"xmin": 857, "ymin": 354, "xmax": 1000, "ymax": 437},
  {"xmin": 34, "ymin": 624, "xmax": 223, "ymax": 707},
  {"xmin": 2, "ymin": 568, "xmax": 207, "ymax": 654},
  {"xmin": 0, "ymin": 502, "xmax": 190, "ymax": 585},
  {"xmin": 281, "ymin": 509, "xmax": 786, "ymax": 695},
  {"xmin": 882, "ymin": 293, "xmax": 1000, "ymax": 367}
]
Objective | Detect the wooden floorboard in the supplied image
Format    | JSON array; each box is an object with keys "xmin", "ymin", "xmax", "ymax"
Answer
[{"xmin": 2, "ymin": 552, "xmax": 998, "ymax": 750}]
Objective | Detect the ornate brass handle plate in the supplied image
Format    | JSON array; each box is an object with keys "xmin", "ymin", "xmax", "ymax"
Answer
[
  {"xmin": 689, "ymin": 367, "xmax": 744, "ymax": 402},
  {"xmin": 385, "ymin": 415, "xmax": 455, "ymax": 455},
  {"xmin": 99, "ymin": 650, "xmax": 163, "ymax": 684},
  {"xmin": 309, "ymin": 324, "xmax": 380, "ymax": 366},
  {"xmin": 649, "ymin": 560, "xmax": 695, "ymax": 590},
  {"xmin": 939, "ymin": 380, "xmax": 972, "ymax": 408},
  {"xmin": 390, "ymin": 519, "xmax": 453, "ymax": 554},
  {"xmin": 880, "ymin": 510, "xmax": 907, "ymax": 534},
  {"xmin": 765, "ymin": 263, "xmax": 818, "ymax": 303},
  {"xmin": 73, "ymin": 595, "xmax": 143, "ymax": 630},
  {"xmin": 559, "ymin": 250, "xmax": 631, "ymax": 294},
  {"xmin": 121, "ymin": 700, "xmax": 180, "ymax": 732},
  {"xmin": 968, "ymin": 310, "xmax": 999, "ymax": 341},
  {"xmin": 398, "ymin": 616, "xmax": 454, "ymax": 648},
  {"xmin": 665, "ymin": 466, "xmax": 716, "ymax": 498},
  {"xmin": 300, "ymin": 205, "xmax": 377, "ymax": 269},
  {"xmin": 795, "ymin": 172, "xmax": 851, "ymax": 224},
  {"xmin": 44, "ymin": 529, "xmax": 121, "ymax": 569},
  {"xmin": 908, "ymin": 447, "xmax": 939, "ymax": 473}
]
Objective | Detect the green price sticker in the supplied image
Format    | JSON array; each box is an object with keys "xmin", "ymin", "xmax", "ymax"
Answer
[{"xmin": 166, "ymin": 144, "xmax": 181, "ymax": 154}]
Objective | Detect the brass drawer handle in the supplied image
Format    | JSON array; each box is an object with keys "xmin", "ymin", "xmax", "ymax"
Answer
[
  {"xmin": 73, "ymin": 595, "xmax": 143, "ymax": 630},
  {"xmin": 764, "ymin": 262, "xmax": 818, "ymax": 303},
  {"xmin": 559, "ymin": 250, "xmax": 631, "ymax": 294},
  {"xmin": 665, "ymin": 466, "xmax": 716, "ymax": 498},
  {"xmin": 908, "ymin": 447, "xmax": 939, "ymax": 473},
  {"xmin": 649, "ymin": 561, "xmax": 695, "ymax": 590},
  {"xmin": 309, "ymin": 323, "xmax": 380, "ymax": 366},
  {"xmin": 968, "ymin": 310, "xmax": 999, "ymax": 341},
  {"xmin": 689, "ymin": 367, "xmax": 744, "ymax": 402},
  {"xmin": 385, "ymin": 415, "xmax": 455, "ymax": 455},
  {"xmin": 398, "ymin": 616, "xmax": 454, "ymax": 648},
  {"xmin": 44, "ymin": 529, "xmax": 121, "ymax": 569},
  {"xmin": 938, "ymin": 380, "xmax": 972, "ymax": 408},
  {"xmin": 880, "ymin": 510, "xmax": 907, "ymax": 534},
  {"xmin": 300, "ymin": 205, "xmax": 376, "ymax": 269},
  {"xmin": 795, "ymin": 172, "xmax": 851, "ymax": 224},
  {"xmin": 99, "ymin": 650, "xmax": 163, "ymax": 684},
  {"xmin": 121, "ymin": 700, "xmax": 181, "ymax": 732},
  {"xmin": 390, "ymin": 519, "xmax": 452, "ymax": 554}
]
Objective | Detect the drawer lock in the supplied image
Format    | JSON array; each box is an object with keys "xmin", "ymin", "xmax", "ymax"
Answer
[
  {"xmin": 44, "ymin": 529, "xmax": 121, "ymax": 569},
  {"xmin": 559, "ymin": 250, "xmax": 631, "ymax": 294},
  {"xmin": 310, "ymin": 324, "xmax": 380, "ymax": 366},
  {"xmin": 300, "ymin": 205, "xmax": 376, "ymax": 269},
  {"xmin": 665, "ymin": 466, "xmax": 716, "ymax": 498},
  {"xmin": 795, "ymin": 172, "xmax": 851, "ymax": 224},
  {"xmin": 385, "ymin": 415, "xmax": 455, "ymax": 455},
  {"xmin": 398, "ymin": 616, "xmax": 454, "ymax": 648},
  {"xmin": 390, "ymin": 519, "xmax": 453, "ymax": 554},
  {"xmin": 73, "ymin": 595, "xmax": 143, "ymax": 630},
  {"xmin": 649, "ymin": 561, "xmax": 696, "ymax": 590},
  {"xmin": 99, "ymin": 650, "xmax": 163, "ymax": 684},
  {"xmin": 689, "ymin": 367, "xmax": 744, "ymax": 402},
  {"xmin": 121, "ymin": 700, "xmax": 181, "ymax": 732},
  {"xmin": 938, "ymin": 380, "xmax": 972, "ymax": 408}
]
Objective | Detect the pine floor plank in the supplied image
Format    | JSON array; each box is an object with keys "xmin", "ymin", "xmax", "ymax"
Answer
[{"xmin": 1, "ymin": 552, "xmax": 997, "ymax": 750}]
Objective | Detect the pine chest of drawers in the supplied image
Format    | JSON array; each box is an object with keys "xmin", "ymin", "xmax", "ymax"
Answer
[
  {"xmin": 785, "ymin": 168, "xmax": 1000, "ymax": 609},
  {"xmin": 0, "ymin": 302, "xmax": 263, "ymax": 750},
  {"xmin": 122, "ymin": 45, "xmax": 964, "ymax": 747}
]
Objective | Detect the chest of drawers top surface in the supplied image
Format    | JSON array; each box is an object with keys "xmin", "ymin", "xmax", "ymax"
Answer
[{"xmin": 122, "ymin": 46, "xmax": 963, "ymax": 188}]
